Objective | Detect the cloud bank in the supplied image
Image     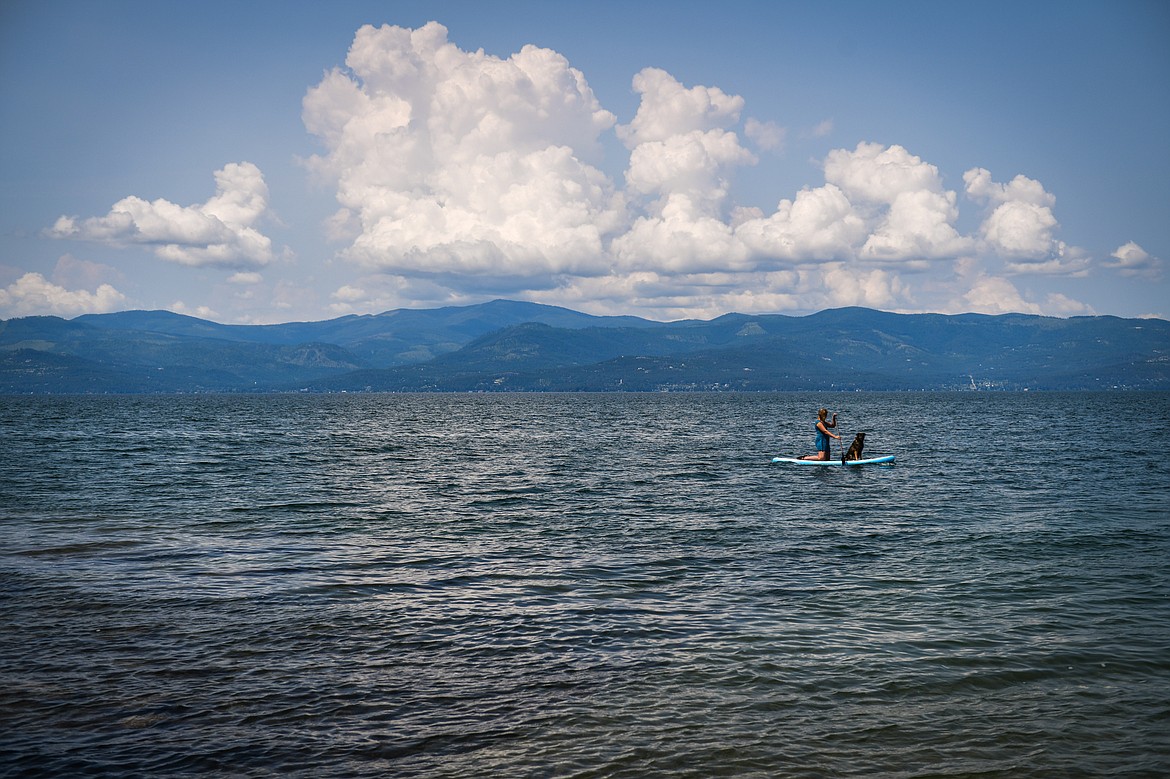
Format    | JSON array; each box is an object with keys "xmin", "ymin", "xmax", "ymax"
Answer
[
  {"xmin": 41, "ymin": 21, "xmax": 1139, "ymax": 321},
  {"xmin": 298, "ymin": 22, "xmax": 1107, "ymax": 318}
]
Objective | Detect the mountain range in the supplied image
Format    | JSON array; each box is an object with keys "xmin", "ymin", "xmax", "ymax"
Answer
[{"xmin": 2, "ymin": 300, "xmax": 1168, "ymax": 393}]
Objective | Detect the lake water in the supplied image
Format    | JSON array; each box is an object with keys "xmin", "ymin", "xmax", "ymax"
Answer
[{"xmin": 2, "ymin": 392, "xmax": 1168, "ymax": 778}]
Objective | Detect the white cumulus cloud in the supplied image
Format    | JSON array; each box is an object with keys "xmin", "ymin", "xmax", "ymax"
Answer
[
  {"xmin": 733, "ymin": 184, "xmax": 867, "ymax": 264},
  {"xmin": 49, "ymin": 162, "xmax": 275, "ymax": 268},
  {"xmin": 0, "ymin": 273, "xmax": 126, "ymax": 317},
  {"xmin": 821, "ymin": 264, "xmax": 908, "ymax": 309},
  {"xmin": 963, "ymin": 167, "xmax": 1088, "ymax": 276},
  {"xmin": 609, "ymin": 68, "xmax": 759, "ymax": 271},
  {"xmin": 303, "ymin": 21, "xmax": 624, "ymax": 282},
  {"xmin": 822, "ymin": 142, "xmax": 973, "ymax": 264},
  {"xmin": 1106, "ymin": 241, "xmax": 1160, "ymax": 277},
  {"xmin": 616, "ymin": 67, "xmax": 744, "ymax": 147},
  {"xmin": 624, "ymin": 128, "xmax": 756, "ymax": 212},
  {"xmin": 825, "ymin": 142, "xmax": 945, "ymax": 204},
  {"xmin": 729, "ymin": 142, "xmax": 972, "ymax": 269}
]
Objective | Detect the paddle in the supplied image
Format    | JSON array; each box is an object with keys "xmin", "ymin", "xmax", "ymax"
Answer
[{"xmin": 835, "ymin": 412, "xmax": 845, "ymax": 464}]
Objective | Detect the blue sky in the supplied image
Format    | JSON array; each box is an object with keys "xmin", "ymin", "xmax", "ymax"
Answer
[{"xmin": 1, "ymin": 0, "xmax": 1167, "ymax": 323}]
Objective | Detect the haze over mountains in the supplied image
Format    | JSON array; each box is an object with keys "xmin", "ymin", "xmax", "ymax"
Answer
[{"xmin": 2, "ymin": 300, "xmax": 1167, "ymax": 393}]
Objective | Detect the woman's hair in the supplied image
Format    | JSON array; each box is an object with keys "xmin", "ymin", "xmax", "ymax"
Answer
[{"xmin": 818, "ymin": 408, "xmax": 828, "ymax": 420}]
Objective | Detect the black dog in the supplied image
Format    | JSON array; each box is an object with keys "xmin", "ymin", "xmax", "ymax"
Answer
[{"xmin": 842, "ymin": 432, "xmax": 865, "ymax": 461}]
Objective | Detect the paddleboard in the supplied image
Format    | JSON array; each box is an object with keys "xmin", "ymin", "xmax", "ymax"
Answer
[{"xmin": 771, "ymin": 454, "xmax": 895, "ymax": 466}]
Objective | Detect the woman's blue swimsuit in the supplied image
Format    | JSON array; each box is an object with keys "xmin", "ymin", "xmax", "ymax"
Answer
[{"xmin": 815, "ymin": 422, "xmax": 830, "ymax": 453}]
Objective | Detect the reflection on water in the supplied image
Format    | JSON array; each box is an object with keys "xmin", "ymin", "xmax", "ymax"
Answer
[{"xmin": 1, "ymin": 392, "xmax": 1169, "ymax": 777}]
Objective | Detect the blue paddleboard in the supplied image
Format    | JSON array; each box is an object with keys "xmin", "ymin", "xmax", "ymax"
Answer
[{"xmin": 771, "ymin": 454, "xmax": 895, "ymax": 466}]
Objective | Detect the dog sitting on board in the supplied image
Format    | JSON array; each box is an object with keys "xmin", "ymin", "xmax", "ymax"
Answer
[{"xmin": 842, "ymin": 432, "xmax": 866, "ymax": 462}]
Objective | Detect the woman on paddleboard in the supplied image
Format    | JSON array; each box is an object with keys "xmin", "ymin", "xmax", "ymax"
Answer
[{"xmin": 801, "ymin": 408, "xmax": 840, "ymax": 460}]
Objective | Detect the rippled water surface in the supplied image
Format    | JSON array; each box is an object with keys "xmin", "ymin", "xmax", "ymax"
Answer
[{"xmin": 2, "ymin": 392, "xmax": 1169, "ymax": 778}]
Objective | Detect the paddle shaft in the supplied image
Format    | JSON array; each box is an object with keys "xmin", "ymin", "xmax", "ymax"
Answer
[{"xmin": 832, "ymin": 413, "xmax": 841, "ymax": 461}]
